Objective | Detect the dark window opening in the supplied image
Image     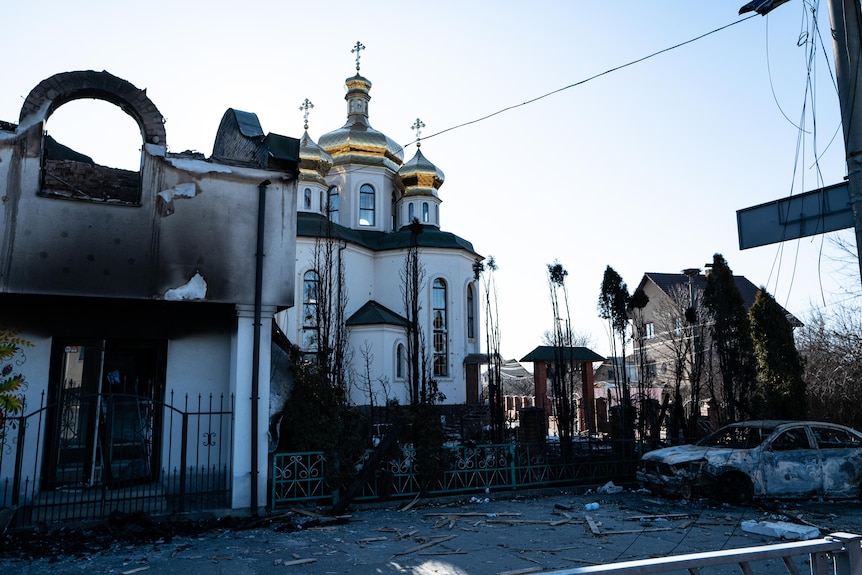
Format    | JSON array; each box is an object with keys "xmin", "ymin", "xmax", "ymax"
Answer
[
  {"xmin": 432, "ymin": 278, "xmax": 448, "ymax": 377},
  {"xmin": 44, "ymin": 338, "xmax": 166, "ymax": 489},
  {"xmin": 39, "ymin": 100, "xmax": 143, "ymax": 205}
]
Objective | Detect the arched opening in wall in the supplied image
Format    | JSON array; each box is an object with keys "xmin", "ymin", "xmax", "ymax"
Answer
[{"xmin": 40, "ymin": 99, "xmax": 143, "ymax": 204}]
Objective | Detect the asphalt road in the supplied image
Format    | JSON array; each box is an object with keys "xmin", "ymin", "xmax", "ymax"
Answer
[{"xmin": 2, "ymin": 486, "xmax": 861, "ymax": 575}]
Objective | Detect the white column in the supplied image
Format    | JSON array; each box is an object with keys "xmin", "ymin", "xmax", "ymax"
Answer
[{"xmin": 230, "ymin": 304, "xmax": 275, "ymax": 512}]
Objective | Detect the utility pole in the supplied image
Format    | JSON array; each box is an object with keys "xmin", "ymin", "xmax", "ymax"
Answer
[
  {"xmin": 738, "ymin": 0, "xmax": 862, "ymax": 285},
  {"xmin": 826, "ymin": 0, "xmax": 862, "ymax": 284}
]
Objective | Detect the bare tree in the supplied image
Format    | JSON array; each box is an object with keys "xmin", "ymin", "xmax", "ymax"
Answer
[
  {"xmin": 400, "ymin": 219, "xmax": 439, "ymax": 407},
  {"xmin": 352, "ymin": 340, "xmax": 393, "ymax": 412},
  {"xmin": 541, "ymin": 329, "xmax": 594, "ymax": 349},
  {"xmin": 797, "ymin": 301, "xmax": 862, "ymax": 428},
  {"xmin": 546, "ymin": 261, "xmax": 581, "ymax": 460},
  {"xmin": 310, "ymin": 210, "xmax": 350, "ymax": 392},
  {"xmin": 477, "ymin": 256, "xmax": 505, "ymax": 442},
  {"xmin": 826, "ymin": 233, "xmax": 861, "ymax": 297},
  {"xmin": 649, "ymin": 282, "xmax": 709, "ymax": 441}
]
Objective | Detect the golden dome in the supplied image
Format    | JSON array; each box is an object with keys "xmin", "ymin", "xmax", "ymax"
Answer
[
  {"xmin": 298, "ymin": 130, "xmax": 333, "ymax": 185},
  {"xmin": 396, "ymin": 148, "xmax": 445, "ymax": 198},
  {"xmin": 318, "ymin": 74, "xmax": 404, "ymax": 171}
]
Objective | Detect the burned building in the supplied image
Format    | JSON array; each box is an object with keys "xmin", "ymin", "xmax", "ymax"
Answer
[{"xmin": 0, "ymin": 70, "xmax": 299, "ymax": 521}]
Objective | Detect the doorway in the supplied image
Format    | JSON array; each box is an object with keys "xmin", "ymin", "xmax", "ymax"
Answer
[{"xmin": 44, "ymin": 339, "xmax": 166, "ymax": 488}]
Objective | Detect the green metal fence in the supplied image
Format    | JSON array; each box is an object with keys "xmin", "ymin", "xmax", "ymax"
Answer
[{"xmin": 271, "ymin": 440, "xmax": 636, "ymax": 508}]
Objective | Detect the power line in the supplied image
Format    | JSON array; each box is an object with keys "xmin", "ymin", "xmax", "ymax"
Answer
[{"xmin": 406, "ymin": 15, "xmax": 759, "ymax": 149}]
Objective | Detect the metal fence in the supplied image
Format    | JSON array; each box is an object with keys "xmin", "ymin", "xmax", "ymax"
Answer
[
  {"xmin": 543, "ymin": 532, "xmax": 862, "ymax": 575},
  {"xmin": 271, "ymin": 439, "xmax": 637, "ymax": 508},
  {"xmin": 0, "ymin": 391, "xmax": 233, "ymax": 526}
]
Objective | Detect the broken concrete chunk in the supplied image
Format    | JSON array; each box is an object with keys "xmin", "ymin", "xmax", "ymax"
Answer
[
  {"xmin": 597, "ymin": 481, "xmax": 623, "ymax": 494},
  {"xmin": 740, "ymin": 519, "xmax": 820, "ymax": 540}
]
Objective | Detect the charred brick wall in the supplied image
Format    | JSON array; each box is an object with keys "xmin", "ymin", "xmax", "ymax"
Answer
[{"xmin": 42, "ymin": 159, "xmax": 140, "ymax": 203}]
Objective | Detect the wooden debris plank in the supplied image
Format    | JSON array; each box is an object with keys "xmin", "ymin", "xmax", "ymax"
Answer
[
  {"xmin": 356, "ymin": 536, "xmax": 388, "ymax": 544},
  {"xmin": 281, "ymin": 558, "xmax": 317, "ymax": 566},
  {"xmin": 433, "ymin": 518, "xmax": 450, "ymax": 529},
  {"xmin": 486, "ymin": 519, "xmax": 560, "ymax": 525},
  {"xmin": 291, "ymin": 507, "xmax": 322, "ymax": 517},
  {"xmin": 602, "ymin": 527, "xmax": 674, "ymax": 535},
  {"xmin": 585, "ymin": 514, "xmax": 602, "ymax": 535},
  {"xmin": 393, "ymin": 534, "xmax": 458, "ymax": 556},
  {"xmin": 400, "ymin": 493, "xmax": 422, "ymax": 512},
  {"xmin": 627, "ymin": 514, "xmax": 691, "ymax": 521},
  {"xmin": 122, "ymin": 568, "xmax": 151, "ymax": 575}
]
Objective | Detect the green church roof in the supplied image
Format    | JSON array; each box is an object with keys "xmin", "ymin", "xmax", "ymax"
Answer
[
  {"xmin": 297, "ymin": 212, "xmax": 477, "ymax": 254},
  {"xmin": 346, "ymin": 300, "xmax": 408, "ymax": 327}
]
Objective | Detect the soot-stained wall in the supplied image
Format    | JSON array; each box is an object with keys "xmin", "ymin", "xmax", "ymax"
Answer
[{"xmin": 0, "ymin": 70, "xmax": 297, "ymax": 308}]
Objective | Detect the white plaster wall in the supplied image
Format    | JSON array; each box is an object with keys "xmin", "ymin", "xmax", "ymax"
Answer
[
  {"xmin": 165, "ymin": 331, "xmax": 233, "ymax": 395},
  {"xmin": 277, "ymin": 233, "xmax": 480, "ymax": 408},
  {"xmin": 328, "ymin": 165, "xmax": 395, "ymax": 233}
]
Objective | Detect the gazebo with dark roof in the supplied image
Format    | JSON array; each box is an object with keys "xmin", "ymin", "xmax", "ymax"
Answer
[{"xmin": 520, "ymin": 345, "xmax": 605, "ymax": 436}]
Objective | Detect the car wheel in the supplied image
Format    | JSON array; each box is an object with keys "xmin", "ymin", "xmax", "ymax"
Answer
[{"xmin": 714, "ymin": 472, "xmax": 753, "ymax": 505}]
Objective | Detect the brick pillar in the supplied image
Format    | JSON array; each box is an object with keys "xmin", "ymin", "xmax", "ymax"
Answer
[
  {"xmin": 465, "ymin": 363, "xmax": 479, "ymax": 404},
  {"xmin": 533, "ymin": 361, "xmax": 548, "ymax": 410},
  {"xmin": 581, "ymin": 362, "xmax": 596, "ymax": 435}
]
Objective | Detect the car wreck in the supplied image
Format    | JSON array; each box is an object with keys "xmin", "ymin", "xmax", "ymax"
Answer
[{"xmin": 637, "ymin": 420, "xmax": 862, "ymax": 503}]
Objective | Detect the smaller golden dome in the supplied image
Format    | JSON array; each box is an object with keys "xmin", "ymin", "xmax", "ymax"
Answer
[
  {"xmin": 298, "ymin": 130, "xmax": 333, "ymax": 185},
  {"xmin": 396, "ymin": 148, "xmax": 445, "ymax": 198}
]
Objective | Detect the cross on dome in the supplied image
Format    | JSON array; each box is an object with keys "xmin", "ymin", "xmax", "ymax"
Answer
[
  {"xmin": 351, "ymin": 41, "xmax": 365, "ymax": 71},
  {"xmin": 299, "ymin": 98, "xmax": 314, "ymax": 130},
  {"xmin": 411, "ymin": 118, "xmax": 425, "ymax": 147}
]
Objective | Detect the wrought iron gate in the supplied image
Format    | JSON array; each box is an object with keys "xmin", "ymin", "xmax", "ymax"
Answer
[{"xmin": 0, "ymin": 391, "xmax": 233, "ymax": 526}]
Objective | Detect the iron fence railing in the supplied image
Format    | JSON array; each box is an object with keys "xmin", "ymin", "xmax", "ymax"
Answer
[
  {"xmin": 270, "ymin": 439, "xmax": 637, "ymax": 508},
  {"xmin": 543, "ymin": 532, "xmax": 862, "ymax": 575},
  {"xmin": 0, "ymin": 391, "xmax": 233, "ymax": 526}
]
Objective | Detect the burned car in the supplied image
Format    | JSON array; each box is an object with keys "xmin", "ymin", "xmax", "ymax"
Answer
[{"xmin": 637, "ymin": 420, "xmax": 862, "ymax": 502}]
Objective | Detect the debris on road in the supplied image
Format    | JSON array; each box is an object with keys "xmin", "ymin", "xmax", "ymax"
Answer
[{"xmin": 740, "ymin": 519, "xmax": 821, "ymax": 540}]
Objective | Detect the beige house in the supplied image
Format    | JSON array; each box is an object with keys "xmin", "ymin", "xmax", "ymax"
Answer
[{"xmin": 631, "ymin": 270, "xmax": 801, "ymax": 437}]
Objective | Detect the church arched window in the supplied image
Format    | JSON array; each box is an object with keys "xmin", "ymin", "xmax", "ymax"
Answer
[
  {"xmin": 327, "ymin": 186, "xmax": 339, "ymax": 224},
  {"xmin": 303, "ymin": 188, "xmax": 312, "ymax": 209},
  {"xmin": 302, "ymin": 270, "xmax": 319, "ymax": 351},
  {"xmin": 396, "ymin": 343, "xmax": 405, "ymax": 380},
  {"xmin": 359, "ymin": 183, "xmax": 375, "ymax": 226},
  {"xmin": 432, "ymin": 278, "xmax": 448, "ymax": 377},
  {"xmin": 422, "ymin": 202, "xmax": 429, "ymax": 223},
  {"xmin": 467, "ymin": 284, "xmax": 475, "ymax": 340}
]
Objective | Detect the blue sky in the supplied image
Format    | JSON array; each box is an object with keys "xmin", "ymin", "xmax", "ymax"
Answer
[{"xmin": 3, "ymin": 1, "xmax": 858, "ymax": 359}]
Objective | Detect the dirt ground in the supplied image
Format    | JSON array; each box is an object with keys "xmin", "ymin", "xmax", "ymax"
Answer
[{"xmin": 2, "ymin": 486, "xmax": 861, "ymax": 575}]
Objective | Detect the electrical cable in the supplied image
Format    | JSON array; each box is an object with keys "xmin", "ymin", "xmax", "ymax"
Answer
[{"xmin": 409, "ymin": 15, "xmax": 759, "ymax": 149}]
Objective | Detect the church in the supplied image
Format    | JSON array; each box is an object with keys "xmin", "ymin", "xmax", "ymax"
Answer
[{"xmin": 276, "ymin": 44, "xmax": 484, "ymax": 409}]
